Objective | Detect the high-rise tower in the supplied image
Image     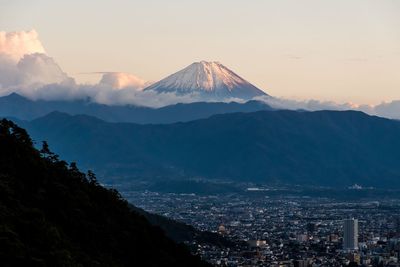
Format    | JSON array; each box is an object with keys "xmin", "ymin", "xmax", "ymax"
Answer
[{"xmin": 343, "ymin": 218, "xmax": 358, "ymax": 250}]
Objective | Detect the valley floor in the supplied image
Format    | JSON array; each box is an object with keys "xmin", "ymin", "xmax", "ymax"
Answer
[{"xmin": 122, "ymin": 188, "xmax": 400, "ymax": 267}]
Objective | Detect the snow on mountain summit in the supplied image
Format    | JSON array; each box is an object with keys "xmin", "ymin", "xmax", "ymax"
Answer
[{"xmin": 144, "ymin": 61, "xmax": 268, "ymax": 100}]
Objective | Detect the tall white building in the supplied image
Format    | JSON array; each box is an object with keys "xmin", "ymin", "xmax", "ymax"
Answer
[{"xmin": 343, "ymin": 218, "xmax": 358, "ymax": 250}]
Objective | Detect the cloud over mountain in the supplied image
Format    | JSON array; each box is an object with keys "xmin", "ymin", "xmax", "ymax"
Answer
[
  {"xmin": 17, "ymin": 53, "xmax": 72, "ymax": 86},
  {"xmin": 0, "ymin": 30, "xmax": 45, "ymax": 61},
  {"xmin": 0, "ymin": 30, "xmax": 74, "ymax": 94},
  {"xmin": 0, "ymin": 30, "xmax": 255, "ymax": 107},
  {"xmin": 0, "ymin": 30, "xmax": 196, "ymax": 107},
  {"xmin": 373, "ymin": 101, "xmax": 400, "ymax": 119},
  {"xmin": 1, "ymin": 30, "xmax": 400, "ymax": 118},
  {"xmin": 255, "ymin": 95, "xmax": 358, "ymax": 112},
  {"xmin": 98, "ymin": 72, "xmax": 149, "ymax": 90}
]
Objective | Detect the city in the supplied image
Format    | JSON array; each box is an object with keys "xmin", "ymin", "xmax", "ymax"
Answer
[
  {"xmin": 124, "ymin": 188, "xmax": 400, "ymax": 266},
  {"xmin": 2, "ymin": 1, "xmax": 400, "ymax": 266}
]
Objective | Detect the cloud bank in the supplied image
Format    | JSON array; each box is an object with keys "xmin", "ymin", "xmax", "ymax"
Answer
[
  {"xmin": 0, "ymin": 30, "xmax": 74, "ymax": 94},
  {"xmin": 0, "ymin": 30, "xmax": 45, "ymax": 61},
  {"xmin": 0, "ymin": 30, "xmax": 200, "ymax": 107},
  {"xmin": 253, "ymin": 96, "xmax": 387, "ymax": 118},
  {"xmin": 0, "ymin": 30, "xmax": 400, "ymax": 118},
  {"xmin": 98, "ymin": 72, "xmax": 150, "ymax": 90}
]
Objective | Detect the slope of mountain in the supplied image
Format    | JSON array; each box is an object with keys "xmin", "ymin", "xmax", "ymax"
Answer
[
  {"xmin": 129, "ymin": 205, "xmax": 235, "ymax": 248},
  {"xmin": 0, "ymin": 119, "xmax": 210, "ymax": 267},
  {"xmin": 17, "ymin": 110, "xmax": 400, "ymax": 188},
  {"xmin": 0, "ymin": 93, "xmax": 272, "ymax": 123},
  {"xmin": 144, "ymin": 61, "xmax": 268, "ymax": 100}
]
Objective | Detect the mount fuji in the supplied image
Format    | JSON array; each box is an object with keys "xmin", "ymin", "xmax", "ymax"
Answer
[{"xmin": 144, "ymin": 61, "xmax": 268, "ymax": 101}]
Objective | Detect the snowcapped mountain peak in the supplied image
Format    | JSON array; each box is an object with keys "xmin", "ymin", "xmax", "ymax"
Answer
[{"xmin": 144, "ymin": 61, "xmax": 268, "ymax": 100}]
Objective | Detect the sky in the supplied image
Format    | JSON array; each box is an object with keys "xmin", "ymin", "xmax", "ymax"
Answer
[{"xmin": 0, "ymin": 0, "xmax": 400, "ymax": 104}]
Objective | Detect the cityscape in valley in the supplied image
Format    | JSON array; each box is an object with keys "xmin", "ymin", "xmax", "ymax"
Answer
[
  {"xmin": 1, "ymin": 1, "xmax": 400, "ymax": 266},
  {"xmin": 124, "ymin": 188, "xmax": 400, "ymax": 266}
]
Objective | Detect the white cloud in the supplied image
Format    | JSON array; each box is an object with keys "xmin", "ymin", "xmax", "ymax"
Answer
[
  {"xmin": 17, "ymin": 53, "xmax": 72, "ymax": 86},
  {"xmin": 1, "ymin": 30, "xmax": 400, "ymax": 117},
  {"xmin": 0, "ymin": 53, "xmax": 74, "ymax": 93},
  {"xmin": 0, "ymin": 30, "xmax": 201, "ymax": 108},
  {"xmin": 372, "ymin": 101, "xmax": 400, "ymax": 120},
  {"xmin": 0, "ymin": 30, "xmax": 45, "ymax": 62},
  {"xmin": 0, "ymin": 30, "xmax": 74, "ymax": 95},
  {"xmin": 88, "ymin": 87, "xmax": 201, "ymax": 107},
  {"xmin": 98, "ymin": 72, "xmax": 150, "ymax": 90},
  {"xmin": 0, "ymin": 54, "xmax": 20, "ymax": 89},
  {"xmin": 255, "ymin": 95, "xmax": 400, "ymax": 120},
  {"xmin": 254, "ymin": 95, "xmax": 356, "ymax": 111}
]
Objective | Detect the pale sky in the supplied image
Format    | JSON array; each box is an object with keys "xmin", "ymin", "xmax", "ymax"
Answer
[{"xmin": 1, "ymin": 0, "xmax": 399, "ymax": 104}]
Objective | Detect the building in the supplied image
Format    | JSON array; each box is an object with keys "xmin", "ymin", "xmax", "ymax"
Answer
[
  {"xmin": 343, "ymin": 218, "xmax": 358, "ymax": 250},
  {"xmin": 248, "ymin": 240, "xmax": 267, "ymax": 248},
  {"xmin": 218, "ymin": 224, "xmax": 227, "ymax": 235},
  {"xmin": 293, "ymin": 259, "xmax": 309, "ymax": 267},
  {"xmin": 328, "ymin": 233, "xmax": 339, "ymax": 242},
  {"xmin": 297, "ymin": 234, "xmax": 308, "ymax": 243},
  {"xmin": 347, "ymin": 252, "xmax": 361, "ymax": 265}
]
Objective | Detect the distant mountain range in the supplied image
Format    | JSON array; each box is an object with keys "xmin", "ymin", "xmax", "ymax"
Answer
[
  {"xmin": 0, "ymin": 93, "xmax": 272, "ymax": 123},
  {"xmin": 15, "ymin": 110, "xmax": 400, "ymax": 188},
  {"xmin": 145, "ymin": 61, "xmax": 267, "ymax": 100}
]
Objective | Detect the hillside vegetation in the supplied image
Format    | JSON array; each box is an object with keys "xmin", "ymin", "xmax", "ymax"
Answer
[{"xmin": 0, "ymin": 119, "xmax": 210, "ymax": 267}]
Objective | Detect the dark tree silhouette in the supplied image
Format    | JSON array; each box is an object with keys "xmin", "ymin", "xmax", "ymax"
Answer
[{"xmin": 0, "ymin": 119, "xmax": 210, "ymax": 267}]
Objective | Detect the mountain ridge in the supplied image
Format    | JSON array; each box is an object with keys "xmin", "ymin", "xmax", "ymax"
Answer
[
  {"xmin": 0, "ymin": 93, "xmax": 272, "ymax": 123},
  {"xmin": 17, "ymin": 109, "xmax": 400, "ymax": 188}
]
